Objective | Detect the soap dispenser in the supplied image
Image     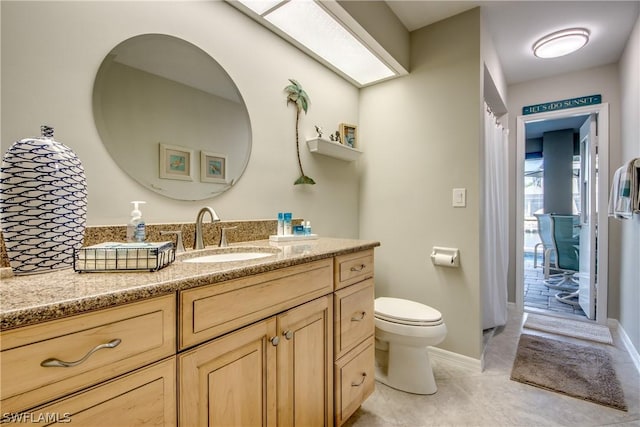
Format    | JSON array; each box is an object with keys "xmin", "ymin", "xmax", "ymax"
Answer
[{"xmin": 127, "ymin": 201, "xmax": 146, "ymax": 243}]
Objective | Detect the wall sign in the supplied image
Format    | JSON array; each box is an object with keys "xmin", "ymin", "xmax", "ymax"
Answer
[{"xmin": 523, "ymin": 94, "xmax": 601, "ymax": 115}]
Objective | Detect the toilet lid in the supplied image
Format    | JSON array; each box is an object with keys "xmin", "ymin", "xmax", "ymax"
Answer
[{"xmin": 375, "ymin": 297, "xmax": 443, "ymax": 326}]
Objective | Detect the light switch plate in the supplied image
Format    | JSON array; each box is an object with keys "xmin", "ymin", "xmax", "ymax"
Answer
[{"xmin": 452, "ymin": 188, "xmax": 466, "ymax": 207}]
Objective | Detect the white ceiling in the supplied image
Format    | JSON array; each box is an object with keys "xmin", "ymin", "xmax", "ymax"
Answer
[{"xmin": 385, "ymin": 1, "xmax": 640, "ymax": 84}]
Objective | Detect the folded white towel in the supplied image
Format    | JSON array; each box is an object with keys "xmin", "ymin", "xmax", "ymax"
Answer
[
  {"xmin": 609, "ymin": 158, "xmax": 640, "ymax": 219},
  {"xmin": 632, "ymin": 158, "xmax": 640, "ymax": 213}
]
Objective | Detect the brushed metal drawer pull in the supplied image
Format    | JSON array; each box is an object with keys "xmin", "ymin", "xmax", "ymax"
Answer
[
  {"xmin": 351, "ymin": 373, "xmax": 367, "ymax": 387},
  {"xmin": 283, "ymin": 330, "xmax": 293, "ymax": 340},
  {"xmin": 40, "ymin": 338, "xmax": 122, "ymax": 368},
  {"xmin": 350, "ymin": 264, "xmax": 366, "ymax": 272},
  {"xmin": 351, "ymin": 311, "xmax": 366, "ymax": 322},
  {"xmin": 270, "ymin": 336, "xmax": 280, "ymax": 346}
]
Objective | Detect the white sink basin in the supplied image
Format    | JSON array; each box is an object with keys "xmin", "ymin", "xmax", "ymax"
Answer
[{"xmin": 182, "ymin": 251, "xmax": 276, "ymax": 263}]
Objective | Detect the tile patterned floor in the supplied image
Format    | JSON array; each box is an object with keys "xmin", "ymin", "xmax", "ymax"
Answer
[
  {"xmin": 344, "ymin": 308, "xmax": 640, "ymax": 427},
  {"xmin": 523, "ymin": 252, "xmax": 587, "ymax": 318}
]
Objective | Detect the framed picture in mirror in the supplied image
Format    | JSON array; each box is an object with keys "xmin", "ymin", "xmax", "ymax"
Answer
[
  {"xmin": 339, "ymin": 123, "xmax": 357, "ymax": 148},
  {"xmin": 159, "ymin": 143, "xmax": 193, "ymax": 181},
  {"xmin": 201, "ymin": 151, "xmax": 227, "ymax": 183}
]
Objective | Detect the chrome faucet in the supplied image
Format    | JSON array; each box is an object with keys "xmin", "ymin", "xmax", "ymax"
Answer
[{"xmin": 194, "ymin": 207, "xmax": 221, "ymax": 250}]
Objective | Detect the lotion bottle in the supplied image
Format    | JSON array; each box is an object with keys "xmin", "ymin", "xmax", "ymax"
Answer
[
  {"xmin": 283, "ymin": 212, "xmax": 292, "ymax": 235},
  {"xmin": 277, "ymin": 212, "xmax": 284, "ymax": 235},
  {"xmin": 127, "ymin": 201, "xmax": 146, "ymax": 243}
]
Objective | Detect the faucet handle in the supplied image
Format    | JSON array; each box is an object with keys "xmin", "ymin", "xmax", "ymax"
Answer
[
  {"xmin": 160, "ymin": 230, "xmax": 186, "ymax": 253},
  {"xmin": 219, "ymin": 226, "xmax": 238, "ymax": 248}
]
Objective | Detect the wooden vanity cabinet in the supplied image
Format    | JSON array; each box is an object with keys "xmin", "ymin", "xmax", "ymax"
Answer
[
  {"xmin": 178, "ymin": 258, "xmax": 335, "ymax": 426},
  {"xmin": 178, "ymin": 295, "xmax": 333, "ymax": 427},
  {"xmin": 1, "ymin": 247, "xmax": 377, "ymax": 427},
  {"xmin": 333, "ymin": 250, "xmax": 376, "ymax": 426},
  {"xmin": 178, "ymin": 251, "xmax": 376, "ymax": 427}
]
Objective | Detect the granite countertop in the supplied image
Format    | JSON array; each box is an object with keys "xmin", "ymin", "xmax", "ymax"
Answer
[{"xmin": 0, "ymin": 237, "xmax": 379, "ymax": 331}]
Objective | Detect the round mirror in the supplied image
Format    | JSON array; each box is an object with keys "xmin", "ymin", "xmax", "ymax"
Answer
[{"xmin": 93, "ymin": 34, "xmax": 252, "ymax": 201}]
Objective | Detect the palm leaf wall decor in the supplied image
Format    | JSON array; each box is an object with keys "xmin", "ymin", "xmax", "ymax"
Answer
[{"xmin": 285, "ymin": 79, "xmax": 315, "ymax": 185}]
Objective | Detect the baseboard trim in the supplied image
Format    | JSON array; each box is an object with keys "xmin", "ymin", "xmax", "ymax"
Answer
[
  {"xmin": 609, "ymin": 318, "xmax": 640, "ymax": 374},
  {"xmin": 428, "ymin": 346, "xmax": 483, "ymax": 372}
]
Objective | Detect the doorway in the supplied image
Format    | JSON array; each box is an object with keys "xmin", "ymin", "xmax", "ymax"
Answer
[{"xmin": 515, "ymin": 104, "xmax": 609, "ymax": 324}]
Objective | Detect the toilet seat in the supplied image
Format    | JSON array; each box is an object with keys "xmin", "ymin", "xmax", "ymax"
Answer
[{"xmin": 375, "ymin": 297, "xmax": 443, "ymax": 327}]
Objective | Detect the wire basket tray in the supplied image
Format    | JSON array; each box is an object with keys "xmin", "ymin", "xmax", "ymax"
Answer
[{"xmin": 74, "ymin": 242, "xmax": 175, "ymax": 273}]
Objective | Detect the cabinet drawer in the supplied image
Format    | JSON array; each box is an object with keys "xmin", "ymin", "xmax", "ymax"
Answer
[
  {"xmin": 334, "ymin": 279, "xmax": 374, "ymax": 359},
  {"xmin": 22, "ymin": 357, "xmax": 176, "ymax": 426},
  {"xmin": 334, "ymin": 250, "xmax": 374, "ymax": 290},
  {"xmin": 180, "ymin": 258, "xmax": 333, "ymax": 349},
  {"xmin": 334, "ymin": 337, "xmax": 375, "ymax": 427},
  {"xmin": 0, "ymin": 294, "xmax": 176, "ymax": 413}
]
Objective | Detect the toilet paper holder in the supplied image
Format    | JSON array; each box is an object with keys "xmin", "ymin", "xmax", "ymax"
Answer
[{"xmin": 430, "ymin": 247, "xmax": 460, "ymax": 267}]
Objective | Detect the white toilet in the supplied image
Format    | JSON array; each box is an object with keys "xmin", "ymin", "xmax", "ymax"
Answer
[{"xmin": 374, "ymin": 297, "xmax": 447, "ymax": 395}]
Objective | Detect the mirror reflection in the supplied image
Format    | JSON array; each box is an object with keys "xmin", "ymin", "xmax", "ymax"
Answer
[{"xmin": 93, "ymin": 34, "xmax": 252, "ymax": 201}]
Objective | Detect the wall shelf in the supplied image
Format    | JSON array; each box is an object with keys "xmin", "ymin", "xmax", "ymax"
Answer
[{"xmin": 306, "ymin": 138, "xmax": 362, "ymax": 162}]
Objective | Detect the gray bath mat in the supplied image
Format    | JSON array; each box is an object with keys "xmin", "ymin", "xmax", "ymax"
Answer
[{"xmin": 510, "ymin": 333, "xmax": 627, "ymax": 411}]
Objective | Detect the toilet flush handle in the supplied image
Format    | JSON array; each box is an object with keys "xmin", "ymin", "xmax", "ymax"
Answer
[{"xmin": 351, "ymin": 311, "xmax": 366, "ymax": 322}]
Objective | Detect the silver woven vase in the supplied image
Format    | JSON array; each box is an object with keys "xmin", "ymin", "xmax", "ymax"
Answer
[{"xmin": 1, "ymin": 125, "xmax": 87, "ymax": 275}]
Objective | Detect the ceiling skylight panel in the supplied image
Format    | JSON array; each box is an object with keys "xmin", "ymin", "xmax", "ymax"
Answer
[{"xmin": 263, "ymin": 1, "xmax": 395, "ymax": 85}]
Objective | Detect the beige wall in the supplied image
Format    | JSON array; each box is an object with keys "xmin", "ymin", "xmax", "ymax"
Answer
[
  {"xmin": 618, "ymin": 15, "xmax": 640, "ymax": 353},
  {"xmin": 480, "ymin": 10, "xmax": 507, "ymax": 114},
  {"xmin": 359, "ymin": 9, "xmax": 483, "ymax": 359},
  {"xmin": 1, "ymin": 1, "xmax": 360, "ymax": 238}
]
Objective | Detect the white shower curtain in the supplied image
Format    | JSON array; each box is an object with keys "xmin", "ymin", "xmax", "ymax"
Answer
[{"xmin": 481, "ymin": 102, "xmax": 508, "ymax": 330}]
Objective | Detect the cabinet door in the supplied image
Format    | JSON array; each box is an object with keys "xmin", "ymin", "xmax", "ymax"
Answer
[
  {"xmin": 179, "ymin": 319, "xmax": 277, "ymax": 427},
  {"xmin": 277, "ymin": 295, "xmax": 333, "ymax": 427},
  {"xmin": 24, "ymin": 357, "xmax": 176, "ymax": 427}
]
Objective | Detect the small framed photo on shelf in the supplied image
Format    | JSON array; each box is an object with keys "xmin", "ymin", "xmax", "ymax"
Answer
[
  {"xmin": 200, "ymin": 151, "xmax": 227, "ymax": 183},
  {"xmin": 339, "ymin": 123, "xmax": 357, "ymax": 148},
  {"xmin": 159, "ymin": 143, "xmax": 193, "ymax": 181}
]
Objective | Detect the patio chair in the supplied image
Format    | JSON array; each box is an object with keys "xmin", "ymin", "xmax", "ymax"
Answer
[
  {"xmin": 544, "ymin": 214, "xmax": 580, "ymax": 294},
  {"xmin": 533, "ymin": 213, "xmax": 557, "ymax": 279}
]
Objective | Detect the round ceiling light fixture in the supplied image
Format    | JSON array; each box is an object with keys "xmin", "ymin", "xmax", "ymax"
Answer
[{"xmin": 533, "ymin": 28, "xmax": 590, "ymax": 59}]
